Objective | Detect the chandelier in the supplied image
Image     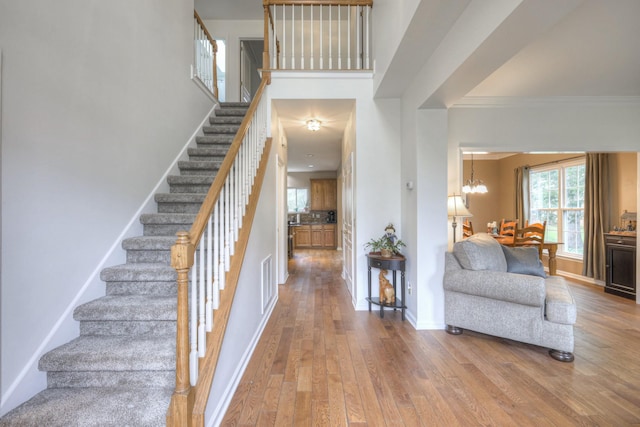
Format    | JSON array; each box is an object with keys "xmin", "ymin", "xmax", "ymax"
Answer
[{"xmin": 462, "ymin": 154, "xmax": 488, "ymax": 194}]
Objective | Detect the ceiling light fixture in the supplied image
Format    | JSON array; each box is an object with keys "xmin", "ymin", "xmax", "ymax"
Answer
[
  {"xmin": 306, "ymin": 119, "xmax": 321, "ymax": 131},
  {"xmin": 462, "ymin": 154, "xmax": 488, "ymax": 194}
]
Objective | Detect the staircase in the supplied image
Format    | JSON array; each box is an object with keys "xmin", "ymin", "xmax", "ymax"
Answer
[{"xmin": 0, "ymin": 103, "xmax": 250, "ymax": 427}]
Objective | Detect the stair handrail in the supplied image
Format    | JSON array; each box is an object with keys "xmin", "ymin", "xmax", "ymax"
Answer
[
  {"xmin": 167, "ymin": 73, "xmax": 272, "ymax": 427},
  {"xmin": 194, "ymin": 10, "xmax": 219, "ymax": 99},
  {"xmin": 262, "ymin": 0, "xmax": 373, "ymax": 71}
]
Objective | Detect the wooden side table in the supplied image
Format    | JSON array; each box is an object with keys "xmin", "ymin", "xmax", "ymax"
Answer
[{"xmin": 366, "ymin": 252, "xmax": 406, "ymax": 320}]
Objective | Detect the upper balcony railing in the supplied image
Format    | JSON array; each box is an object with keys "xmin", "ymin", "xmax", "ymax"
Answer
[
  {"xmin": 194, "ymin": 10, "xmax": 219, "ymax": 98},
  {"xmin": 263, "ymin": 0, "xmax": 373, "ymax": 71}
]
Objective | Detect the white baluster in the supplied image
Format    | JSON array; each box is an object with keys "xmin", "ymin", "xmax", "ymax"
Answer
[
  {"xmin": 301, "ymin": 4, "xmax": 305, "ymax": 70},
  {"xmin": 338, "ymin": 6, "xmax": 342, "ymax": 70},
  {"xmin": 190, "ymin": 238, "xmax": 198, "ymax": 386},
  {"xmin": 348, "ymin": 6, "xmax": 351, "ymax": 70},
  {"xmin": 206, "ymin": 215, "xmax": 213, "ymax": 331},
  {"xmin": 366, "ymin": 6, "xmax": 371, "ymax": 69},
  {"xmin": 198, "ymin": 233, "xmax": 205, "ymax": 357},
  {"xmin": 282, "ymin": 5, "xmax": 286, "ymax": 70},
  {"xmin": 225, "ymin": 177, "xmax": 231, "ymax": 271},
  {"xmin": 217, "ymin": 198, "xmax": 225, "ymax": 290},
  {"xmin": 310, "ymin": 5, "xmax": 314, "ymax": 69},
  {"xmin": 329, "ymin": 5, "xmax": 332, "ymax": 69},
  {"xmin": 291, "ymin": 5, "xmax": 295, "ymax": 69},
  {"xmin": 213, "ymin": 201, "xmax": 220, "ymax": 305},
  {"xmin": 320, "ymin": 6, "xmax": 324, "ymax": 70}
]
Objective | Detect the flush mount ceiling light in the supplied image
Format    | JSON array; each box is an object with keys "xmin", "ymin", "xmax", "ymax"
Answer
[
  {"xmin": 462, "ymin": 154, "xmax": 488, "ymax": 194},
  {"xmin": 306, "ymin": 119, "xmax": 321, "ymax": 131}
]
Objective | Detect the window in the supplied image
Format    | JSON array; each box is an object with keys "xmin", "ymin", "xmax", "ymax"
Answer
[
  {"xmin": 287, "ymin": 188, "xmax": 308, "ymax": 212},
  {"xmin": 529, "ymin": 159, "xmax": 585, "ymax": 258}
]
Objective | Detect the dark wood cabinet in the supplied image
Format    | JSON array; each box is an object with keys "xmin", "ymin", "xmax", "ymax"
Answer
[{"xmin": 604, "ymin": 233, "xmax": 636, "ymax": 300}]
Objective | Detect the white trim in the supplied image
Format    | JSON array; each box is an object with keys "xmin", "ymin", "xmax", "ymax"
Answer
[
  {"xmin": 270, "ymin": 70, "xmax": 373, "ymax": 80},
  {"xmin": 0, "ymin": 106, "xmax": 217, "ymax": 410},
  {"xmin": 554, "ymin": 269, "xmax": 605, "ymax": 287},
  {"xmin": 453, "ymin": 96, "xmax": 640, "ymax": 108},
  {"xmin": 207, "ymin": 295, "xmax": 278, "ymax": 427}
]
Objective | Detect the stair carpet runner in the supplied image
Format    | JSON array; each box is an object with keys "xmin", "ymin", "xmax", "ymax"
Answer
[{"xmin": 0, "ymin": 103, "xmax": 250, "ymax": 427}]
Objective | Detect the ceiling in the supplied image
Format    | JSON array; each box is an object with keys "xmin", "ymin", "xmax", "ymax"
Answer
[
  {"xmin": 196, "ymin": 0, "xmax": 640, "ymax": 170},
  {"xmin": 272, "ymin": 99, "xmax": 354, "ymax": 172}
]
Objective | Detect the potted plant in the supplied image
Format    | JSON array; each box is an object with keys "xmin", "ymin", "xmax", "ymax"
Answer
[{"xmin": 364, "ymin": 223, "xmax": 406, "ymax": 257}]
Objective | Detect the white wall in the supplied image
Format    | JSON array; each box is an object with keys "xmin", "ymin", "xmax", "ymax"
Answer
[
  {"xmin": 206, "ymin": 140, "xmax": 278, "ymax": 426},
  {"xmin": 0, "ymin": 0, "xmax": 213, "ymax": 413},
  {"xmin": 269, "ymin": 72, "xmax": 402, "ymax": 313},
  {"xmin": 204, "ymin": 20, "xmax": 264, "ymax": 103}
]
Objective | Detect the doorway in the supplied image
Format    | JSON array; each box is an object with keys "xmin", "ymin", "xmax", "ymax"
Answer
[{"xmin": 239, "ymin": 39, "xmax": 263, "ymax": 102}]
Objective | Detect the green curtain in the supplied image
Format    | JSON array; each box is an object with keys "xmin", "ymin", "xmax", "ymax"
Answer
[
  {"xmin": 582, "ymin": 153, "xmax": 609, "ymax": 280},
  {"xmin": 515, "ymin": 166, "xmax": 529, "ymax": 228}
]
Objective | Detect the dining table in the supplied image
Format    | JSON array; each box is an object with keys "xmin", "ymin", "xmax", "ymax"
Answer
[{"xmin": 492, "ymin": 235, "xmax": 561, "ymax": 276}]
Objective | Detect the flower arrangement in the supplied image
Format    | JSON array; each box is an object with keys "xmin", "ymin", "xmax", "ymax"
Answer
[{"xmin": 364, "ymin": 223, "xmax": 406, "ymax": 257}]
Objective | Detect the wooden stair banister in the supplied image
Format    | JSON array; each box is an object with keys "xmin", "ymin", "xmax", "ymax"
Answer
[{"xmin": 167, "ymin": 74, "xmax": 271, "ymax": 427}]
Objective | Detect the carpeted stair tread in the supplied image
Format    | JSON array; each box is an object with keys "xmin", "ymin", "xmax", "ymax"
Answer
[
  {"xmin": 178, "ymin": 160, "xmax": 223, "ymax": 172},
  {"xmin": 74, "ymin": 295, "xmax": 176, "ymax": 321},
  {"xmin": 0, "ymin": 387, "xmax": 172, "ymax": 427},
  {"xmin": 101, "ymin": 263, "xmax": 177, "ymax": 282},
  {"xmin": 39, "ymin": 335, "xmax": 174, "ymax": 371},
  {"xmin": 188, "ymin": 146, "xmax": 231, "ymax": 157},
  {"xmin": 219, "ymin": 102, "xmax": 250, "ymax": 108},
  {"xmin": 214, "ymin": 108, "xmax": 249, "ymax": 117},
  {"xmin": 196, "ymin": 134, "xmax": 235, "ymax": 144},
  {"xmin": 47, "ymin": 370, "xmax": 174, "ymax": 388},
  {"xmin": 122, "ymin": 235, "xmax": 177, "ymax": 251},
  {"xmin": 139, "ymin": 213, "xmax": 196, "ymax": 225},
  {"xmin": 167, "ymin": 175, "xmax": 216, "ymax": 185},
  {"xmin": 203, "ymin": 125, "xmax": 240, "ymax": 134},
  {"xmin": 155, "ymin": 193, "xmax": 207, "ymax": 204},
  {"xmin": 80, "ymin": 319, "xmax": 176, "ymax": 337},
  {"xmin": 209, "ymin": 116, "xmax": 244, "ymax": 125}
]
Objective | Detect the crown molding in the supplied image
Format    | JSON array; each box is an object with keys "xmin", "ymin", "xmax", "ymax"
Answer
[{"xmin": 452, "ymin": 96, "xmax": 640, "ymax": 108}]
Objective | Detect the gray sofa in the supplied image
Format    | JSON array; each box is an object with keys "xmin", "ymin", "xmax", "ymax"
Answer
[{"xmin": 444, "ymin": 233, "xmax": 576, "ymax": 362}]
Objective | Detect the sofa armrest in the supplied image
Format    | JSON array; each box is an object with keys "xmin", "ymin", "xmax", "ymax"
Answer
[{"xmin": 444, "ymin": 269, "xmax": 546, "ymax": 307}]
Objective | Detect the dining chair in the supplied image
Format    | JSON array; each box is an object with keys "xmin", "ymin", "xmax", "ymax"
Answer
[
  {"xmin": 497, "ymin": 219, "xmax": 519, "ymax": 245},
  {"xmin": 462, "ymin": 220, "xmax": 474, "ymax": 239},
  {"xmin": 514, "ymin": 221, "xmax": 546, "ymax": 258}
]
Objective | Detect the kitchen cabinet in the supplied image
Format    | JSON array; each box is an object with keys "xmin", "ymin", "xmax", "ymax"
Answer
[
  {"xmin": 311, "ymin": 225, "xmax": 324, "ymax": 247},
  {"xmin": 294, "ymin": 226, "xmax": 311, "ymax": 247},
  {"xmin": 295, "ymin": 224, "xmax": 335, "ymax": 248},
  {"xmin": 323, "ymin": 224, "xmax": 336, "ymax": 247},
  {"xmin": 310, "ymin": 179, "xmax": 337, "ymax": 211}
]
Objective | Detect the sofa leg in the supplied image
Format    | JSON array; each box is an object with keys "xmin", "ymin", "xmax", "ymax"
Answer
[
  {"xmin": 549, "ymin": 349, "xmax": 574, "ymax": 362},
  {"xmin": 445, "ymin": 325, "xmax": 462, "ymax": 335}
]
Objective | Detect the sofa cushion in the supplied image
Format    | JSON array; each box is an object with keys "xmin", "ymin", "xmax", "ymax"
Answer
[
  {"xmin": 453, "ymin": 233, "xmax": 507, "ymax": 272},
  {"xmin": 545, "ymin": 276, "xmax": 577, "ymax": 324},
  {"xmin": 501, "ymin": 245, "xmax": 546, "ymax": 278}
]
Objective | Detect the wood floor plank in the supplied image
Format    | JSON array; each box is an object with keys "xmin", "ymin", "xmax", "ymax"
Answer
[{"xmin": 222, "ymin": 249, "xmax": 640, "ymax": 426}]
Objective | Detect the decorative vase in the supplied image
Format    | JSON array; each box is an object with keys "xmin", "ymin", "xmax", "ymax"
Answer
[{"xmin": 380, "ymin": 248, "xmax": 393, "ymax": 258}]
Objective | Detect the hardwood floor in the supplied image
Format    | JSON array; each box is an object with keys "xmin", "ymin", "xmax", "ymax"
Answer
[{"xmin": 221, "ymin": 249, "xmax": 640, "ymax": 426}]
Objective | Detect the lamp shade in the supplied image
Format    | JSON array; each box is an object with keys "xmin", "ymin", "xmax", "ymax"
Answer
[{"xmin": 447, "ymin": 194, "xmax": 473, "ymax": 218}]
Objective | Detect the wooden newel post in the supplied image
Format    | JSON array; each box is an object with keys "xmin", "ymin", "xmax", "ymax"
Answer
[
  {"xmin": 168, "ymin": 231, "xmax": 195, "ymax": 426},
  {"xmin": 212, "ymin": 40, "xmax": 219, "ymax": 99},
  {"xmin": 263, "ymin": 2, "xmax": 271, "ymax": 70}
]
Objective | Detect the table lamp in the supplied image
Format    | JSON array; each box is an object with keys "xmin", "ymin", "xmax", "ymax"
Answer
[{"xmin": 447, "ymin": 194, "xmax": 473, "ymax": 243}]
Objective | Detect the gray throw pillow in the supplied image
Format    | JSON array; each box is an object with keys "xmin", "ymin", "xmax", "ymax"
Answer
[
  {"xmin": 501, "ymin": 245, "xmax": 546, "ymax": 278},
  {"xmin": 453, "ymin": 233, "xmax": 507, "ymax": 272}
]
